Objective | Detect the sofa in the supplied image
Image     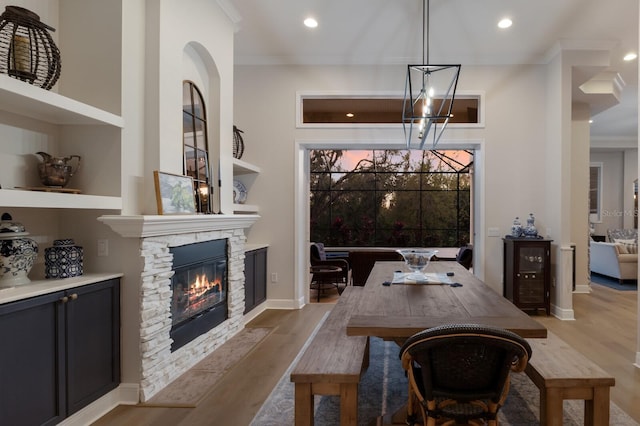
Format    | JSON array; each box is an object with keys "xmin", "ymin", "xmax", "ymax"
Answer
[{"xmin": 590, "ymin": 232, "xmax": 638, "ymax": 282}]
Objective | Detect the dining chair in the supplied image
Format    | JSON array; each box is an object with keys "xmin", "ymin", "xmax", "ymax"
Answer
[
  {"xmin": 310, "ymin": 242, "xmax": 351, "ymax": 286},
  {"xmin": 399, "ymin": 323, "xmax": 532, "ymax": 426}
]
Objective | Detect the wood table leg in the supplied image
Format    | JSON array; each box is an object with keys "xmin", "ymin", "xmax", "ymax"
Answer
[
  {"xmin": 295, "ymin": 383, "xmax": 314, "ymax": 426},
  {"xmin": 585, "ymin": 387, "xmax": 610, "ymax": 426},
  {"xmin": 544, "ymin": 388, "xmax": 564, "ymax": 426},
  {"xmin": 340, "ymin": 383, "xmax": 358, "ymax": 426}
]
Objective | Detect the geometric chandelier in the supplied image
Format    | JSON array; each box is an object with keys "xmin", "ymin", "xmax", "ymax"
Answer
[{"xmin": 403, "ymin": 0, "xmax": 461, "ymax": 150}]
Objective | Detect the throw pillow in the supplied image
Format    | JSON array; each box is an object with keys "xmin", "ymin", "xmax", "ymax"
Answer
[
  {"xmin": 616, "ymin": 243, "xmax": 629, "ymax": 254},
  {"xmin": 624, "ymin": 243, "xmax": 638, "ymax": 254},
  {"xmin": 614, "ymin": 238, "xmax": 636, "ymax": 245}
]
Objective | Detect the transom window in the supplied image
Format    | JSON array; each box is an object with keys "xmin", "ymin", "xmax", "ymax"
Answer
[
  {"xmin": 310, "ymin": 149, "xmax": 473, "ymax": 247},
  {"xmin": 300, "ymin": 94, "xmax": 481, "ymax": 125},
  {"xmin": 182, "ymin": 81, "xmax": 212, "ymax": 213}
]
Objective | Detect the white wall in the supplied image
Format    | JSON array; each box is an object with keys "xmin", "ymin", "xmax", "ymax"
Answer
[{"xmin": 234, "ymin": 63, "xmax": 551, "ymax": 300}]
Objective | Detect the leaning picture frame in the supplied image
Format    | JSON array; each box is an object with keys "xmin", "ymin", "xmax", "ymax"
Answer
[{"xmin": 153, "ymin": 171, "xmax": 196, "ymax": 215}]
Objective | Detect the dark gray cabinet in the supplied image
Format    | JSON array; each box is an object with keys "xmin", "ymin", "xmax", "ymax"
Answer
[
  {"xmin": 503, "ymin": 238, "xmax": 551, "ymax": 315},
  {"xmin": 0, "ymin": 279, "xmax": 120, "ymax": 425},
  {"xmin": 244, "ymin": 247, "xmax": 267, "ymax": 314}
]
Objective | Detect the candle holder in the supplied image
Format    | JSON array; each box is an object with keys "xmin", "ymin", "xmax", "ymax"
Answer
[{"xmin": 0, "ymin": 6, "xmax": 61, "ymax": 90}]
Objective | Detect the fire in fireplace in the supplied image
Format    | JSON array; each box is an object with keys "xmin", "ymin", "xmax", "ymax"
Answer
[{"xmin": 169, "ymin": 239, "xmax": 228, "ymax": 352}]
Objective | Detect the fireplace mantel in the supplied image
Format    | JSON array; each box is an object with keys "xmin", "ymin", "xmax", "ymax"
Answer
[{"xmin": 98, "ymin": 214, "xmax": 260, "ymax": 238}]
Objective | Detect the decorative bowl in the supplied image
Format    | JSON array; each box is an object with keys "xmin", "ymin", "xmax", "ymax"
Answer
[{"xmin": 396, "ymin": 248, "xmax": 438, "ymax": 280}]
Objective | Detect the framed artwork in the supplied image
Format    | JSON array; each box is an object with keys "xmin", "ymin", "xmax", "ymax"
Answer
[{"xmin": 153, "ymin": 171, "xmax": 196, "ymax": 215}]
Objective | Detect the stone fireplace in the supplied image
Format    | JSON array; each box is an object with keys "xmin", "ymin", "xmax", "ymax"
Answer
[{"xmin": 99, "ymin": 215, "xmax": 259, "ymax": 401}]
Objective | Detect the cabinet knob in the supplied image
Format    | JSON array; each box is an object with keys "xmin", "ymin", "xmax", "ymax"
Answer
[
  {"xmin": 69, "ymin": 293, "xmax": 78, "ymax": 300},
  {"xmin": 60, "ymin": 296, "xmax": 69, "ymax": 303}
]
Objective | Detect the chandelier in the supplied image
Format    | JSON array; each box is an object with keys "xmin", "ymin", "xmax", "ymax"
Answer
[{"xmin": 402, "ymin": 0, "xmax": 461, "ymax": 150}]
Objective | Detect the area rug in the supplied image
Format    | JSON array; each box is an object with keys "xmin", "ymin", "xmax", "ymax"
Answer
[
  {"xmin": 144, "ymin": 326, "xmax": 273, "ymax": 407},
  {"xmin": 252, "ymin": 335, "xmax": 639, "ymax": 425},
  {"xmin": 591, "ymin": 273, "xmax": 637, "ymax": 291}
]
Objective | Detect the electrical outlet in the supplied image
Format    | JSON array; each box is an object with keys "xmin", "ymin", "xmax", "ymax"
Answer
[
  {"xmin": 97, "ymin": 239, "xmax": 109, "ymax": 257},
  {"xmin": 271, "ymin": 272, "xmax": 278, "ymax": 283}
]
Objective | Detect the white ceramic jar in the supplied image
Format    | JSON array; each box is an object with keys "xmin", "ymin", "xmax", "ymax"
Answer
[{"xmin": 0, "ymin": 213, "xmax": 38, "ymax": 287}]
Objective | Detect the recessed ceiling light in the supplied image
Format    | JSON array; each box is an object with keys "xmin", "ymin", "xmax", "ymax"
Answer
[
  {"xmin": 346, "ymin": 113, "xmax": 354, "ymax": 118},
  {"xmin": 498, "ymin": 18, "xmax": 512, "ymax": 29},
  {"xmin": 623, "ymin": 52, "xmax": 637, "ymax": 61},
  {"xmin": 304, "ymin": 17, "xmax": 318, "ymax": 28}
]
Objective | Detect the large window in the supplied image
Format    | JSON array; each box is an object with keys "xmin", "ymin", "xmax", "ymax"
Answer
[
  {"xmin": 183, "ymin": 81, "xmax": 212, "ymax": 213},
  {"xmin": 310, "ymin": 150, "xmax": 472, "ymax": 248}
]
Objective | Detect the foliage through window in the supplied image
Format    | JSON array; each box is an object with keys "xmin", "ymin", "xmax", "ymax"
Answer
[
  {"xmin": 310, "ymin": 150, "xmax": 473, "ymax": 248},
  {"xmin": 183, "ymin": 81, "xmax": 212, "ymax": 213}
]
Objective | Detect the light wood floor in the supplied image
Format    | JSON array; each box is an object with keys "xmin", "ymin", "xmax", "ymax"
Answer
[{"xmin": 92, "ymin": 284, "xmax": 640, "ymax": 426}]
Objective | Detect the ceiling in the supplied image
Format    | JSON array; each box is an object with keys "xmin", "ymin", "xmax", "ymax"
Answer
[{"xmin": 231, "ymin": 0, "xmax": 638, "ymax": 147}]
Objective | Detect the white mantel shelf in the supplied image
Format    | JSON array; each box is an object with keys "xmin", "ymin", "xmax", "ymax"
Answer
[{"xmin": 98, "ymin": 214, "xmax": 260, "ymax": 238}]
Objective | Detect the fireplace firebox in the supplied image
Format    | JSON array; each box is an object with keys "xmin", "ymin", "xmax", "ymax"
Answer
[{"xmin": 169, "ymin": 239, "xmax": 228, "ymax": 352}]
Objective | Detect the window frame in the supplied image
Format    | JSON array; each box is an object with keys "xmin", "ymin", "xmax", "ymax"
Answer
[
  {"xmin": 296, "ymin": 90, "xmax": 485, "ymax": 130},
  {"xmin": 309, "ymin": 149, "xmax": 473, "ymax": 248},
  {"xmin": 183, "ymin": 80, "xmax": 212, "ymax": 214}
]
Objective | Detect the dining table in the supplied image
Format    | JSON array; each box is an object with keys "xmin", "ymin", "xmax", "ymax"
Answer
[{"xmin": 346, "ymin": 260, "xmax": 547, "ymax": 340}]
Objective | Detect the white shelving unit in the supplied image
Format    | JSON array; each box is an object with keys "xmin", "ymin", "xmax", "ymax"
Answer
[
  {"xmin": 0, "ymin": 74, "xmax": 124, "ymax": 210},
  {"xmin": 233, "ymin": 158, "xmax": 260, "ymax": 214}
]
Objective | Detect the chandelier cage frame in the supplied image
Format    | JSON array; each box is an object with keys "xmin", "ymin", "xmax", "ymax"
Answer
[{"xmin": 402, "ymin": 0, "xmax": 461, "ymax": 150}]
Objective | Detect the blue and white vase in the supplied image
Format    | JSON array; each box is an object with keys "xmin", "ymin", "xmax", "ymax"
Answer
[
  {"xmin": 523, "ymin": 213, "xmax": 538, "ymax": 238},
  {"xmin": 511, "ymin": 217, "xmax": 523, "ymax": 238},
  {"xmin": 0, "ymin": 213, "xmax": 38, "ymax": 287}
]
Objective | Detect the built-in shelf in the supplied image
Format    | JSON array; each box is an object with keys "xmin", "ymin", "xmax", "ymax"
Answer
[
  {"xmin": 232, "ymin": 158, "xmax": 261, "ymax": 175},
  {"xmin": 0, "ymin": 74, "xmax": 124, "ymax": 127},
  {"xmin": 233, "ymin": 203, "xmax": 259, "ymax": 213},
  {"xmin": 0, "ymin": 189, "xmax": 122, "ymax": 210}
]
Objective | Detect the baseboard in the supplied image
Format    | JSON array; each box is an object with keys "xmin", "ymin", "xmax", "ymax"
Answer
[
  {"xmin": 573, "ymin": 283, "xmax": 591, "ymax": 294},
  {"xmin": 550, "ymin": 304, "xmax": 575, "ymax": 320},
  {"xmin": 58, "ymin": 383, "xmax": 139, "ymax": 426},
  {"xmin": 243, "ymin": 302, "xmax": 267, "ymax": 324},
  {"xmin": 265, "ymin": 298, "xmax": 301, "ymax": 310}
]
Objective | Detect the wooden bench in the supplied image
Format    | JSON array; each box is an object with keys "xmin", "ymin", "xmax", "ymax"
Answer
[
  {"xmin": 525, "ymin": 331, "xmax": 615, "ymax": 426},
  {"xmin": 290, "ymin": 286, "xmax": 369, "ymax": 425}
]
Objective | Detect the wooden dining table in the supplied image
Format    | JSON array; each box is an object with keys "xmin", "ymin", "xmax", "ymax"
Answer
[{"xmin": 346, "ymin": 260, "xmax": 547, "ymax": 340}]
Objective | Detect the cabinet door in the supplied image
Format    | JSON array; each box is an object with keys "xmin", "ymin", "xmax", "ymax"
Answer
[
  {"xmin": 254, "ymin": 248, "xmax": 267, "ymax": 306},
  {"xmin": 244, "ymin": 251, "xmax": 257, "ymax": 313},
  {"xmin": 0, "ymin": 292, "xmax": 66, "ymax": 426},
  {"xmin": 65, "ymin": 279, "xmax": 121, "ymax": 415},
  {"xmin": 244, "ymin": 248, "xmax": 268, "ymax": 314},
  {"xmin": 515, "ymin": 244, "xmax": 546, "ymax": 304}
]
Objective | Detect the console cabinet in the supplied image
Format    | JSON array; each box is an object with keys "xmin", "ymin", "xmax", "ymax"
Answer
[
  {"xmin": 0, "ymin": 278, "xmax": 120, "ymax": 425},
  {"xmin": 503, "ymin": 238, "xmax": 551, "ymax": 315},
  {"xmin": 244, "ymin": 247, "xmax": 267, "ymax": 313}
]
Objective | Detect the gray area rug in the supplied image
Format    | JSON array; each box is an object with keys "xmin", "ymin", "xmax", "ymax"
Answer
[{"xmin": 252, "ymin": 334, "xmax": 638, "ymax": 425}]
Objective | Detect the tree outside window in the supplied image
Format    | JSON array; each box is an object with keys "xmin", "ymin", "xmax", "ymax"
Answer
[{"xmin": 310, "ymin": 149, "xmax": 472, "ymax": 248}]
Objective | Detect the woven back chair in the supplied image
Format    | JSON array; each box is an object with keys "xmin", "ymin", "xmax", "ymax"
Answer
[
  {"xmin": 399, "ymin": 323, "xmax": 532, "ymax": 426},
  {"xmin": 310, "ymin": 242, "xmax": 351, "ymax": 285}
]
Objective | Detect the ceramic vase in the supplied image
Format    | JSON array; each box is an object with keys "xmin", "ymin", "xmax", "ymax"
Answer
[
  {"xmin": 0, "ymin": 213, "xmax": 38, "ymax": 287},
  {"xmin": 523, "ymin": 213, "xmax": 538, "ymax": 238},
  {"xmin": 511, "ymin": 217, "xmax": 523, "ymax": 238}
]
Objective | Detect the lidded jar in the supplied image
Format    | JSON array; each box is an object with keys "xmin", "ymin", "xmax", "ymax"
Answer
[
  {"xmin": 45, "ymin": 239, "xmax": 83, "ymax": 279},
  {"xmin": 523, "ymin": 213, "xmax": 538, "ymax": 238},
  {"xmin": 0, "ymin": 213, "xmax": 38, "ymax": 287}
]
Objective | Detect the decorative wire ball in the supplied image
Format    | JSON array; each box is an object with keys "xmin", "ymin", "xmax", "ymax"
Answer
[
  {"xmin": 233, "ymin": 125, "xmax": 245, "ymax": 159},
  {"xmin": 0, "ymin": 6, "xmax": 61, "ymax": 90}
]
